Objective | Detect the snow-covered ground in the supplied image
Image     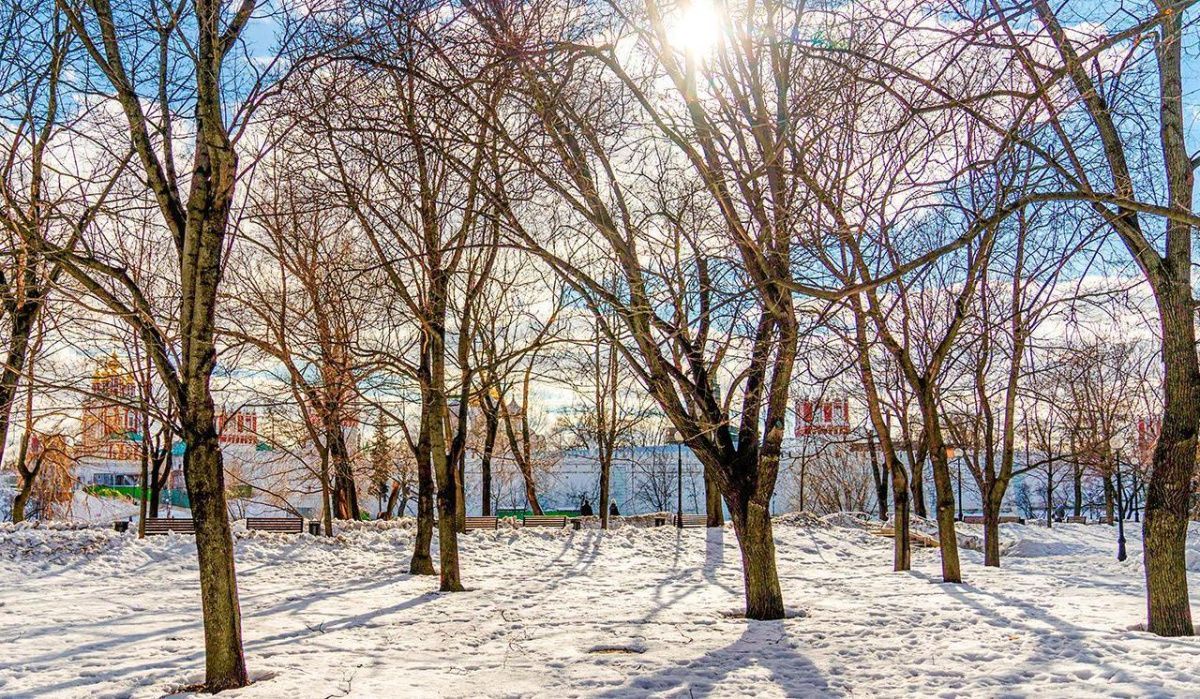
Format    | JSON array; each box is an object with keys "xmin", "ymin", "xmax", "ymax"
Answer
[{"xmin": 1, "ymin": 516, "xmax": 1198, "ymax": 698}]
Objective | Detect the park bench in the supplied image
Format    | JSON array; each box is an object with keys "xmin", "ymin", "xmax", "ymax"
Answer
[
  {"xmin": 522, "ymin": 515, "xmax": 567, "ymax": 528},
  {"xmin": 962, "ymin": 515, "xmax": 1025, "ymax": 525},
  {"xmin": 145, "ymin": 518, "xmax": 195, "ymax": 535},
  {"xmin": 674, "ymin": 514, "xmax": 708, "ymax": 528},
  {"xmin": 246, "ymin": 517, "xmax": 304, "ymax": 534},
  {"xmin": 464, "ymin": 516, "xmax": 499, "ymax": 531},
  {"xmin": 1066, "ymin": 516, "xmax": 1088, "ymax": 524}
]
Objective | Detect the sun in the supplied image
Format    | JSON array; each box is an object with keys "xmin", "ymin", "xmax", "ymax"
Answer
[{"xmin": 665, "ymin": 0, "xmax": 723, "ymax": 57}]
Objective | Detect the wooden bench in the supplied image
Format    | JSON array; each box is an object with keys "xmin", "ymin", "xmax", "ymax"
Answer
[
  {"xmin": 464, "ymin": 516, "xmax": 499, "ymax": 531},
  {"xmin": 145, "ymin": 518, "xmax": 195, "ymax": 535},
  {"xmin": 522, "ymin": 516, "xmax": 567, "ymax": 528},
  {"xmin": 674, "ymin": 514, "xmax": 708, "ymax": 528},
  {"xmin": 962, "ymin": 515, "xmax": 1024, "ymax": 525},
  {"xmin": 246, "ymin": 517, "xmax": 304, "ymax": 534},
  {"xmin": 1066, "ymin": 516, "xmax": 1088, "ymax": 524}
]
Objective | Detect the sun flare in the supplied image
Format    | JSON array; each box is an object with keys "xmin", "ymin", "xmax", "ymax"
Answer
[{"xmin": 666, "ymin": 0, "xmax": 723, "ymax": 56}]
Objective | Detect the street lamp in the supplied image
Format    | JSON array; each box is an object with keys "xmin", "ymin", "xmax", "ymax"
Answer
[
  {"xmin": 677, "ymin": 437, "xmax": 684, "ymax": 529},
  {"xmin": 1115, "ymin": 448, "xmax": 1127, "ymax": 562}
]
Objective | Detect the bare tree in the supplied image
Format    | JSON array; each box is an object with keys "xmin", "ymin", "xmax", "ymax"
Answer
[{"xmin": 35, "ymin": 0, "xmax": 313, "ymax": 687}]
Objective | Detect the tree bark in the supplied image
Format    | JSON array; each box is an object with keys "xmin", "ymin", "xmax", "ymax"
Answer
[
  {"xmin": 728, "ymin": 487, "xmax": 784, "ymax": 619},
  {"xmin": 410, "ymin": 383, "xmax": 436, "ymax": 575},
  {"xmin": 890, "ymin": 460, "xmax": 911, "ymax": 572},
  {"xmin": 1143, "ymin": 283, "xmax": 1198, "ymax": 636},
  {"xmin": 982, "ymin": 487, "xmax": 1003, "ymax": 567},
  {"xmin": 182, "ymin": 418, "xmax": 247, "ymax": 690},
  {"xmin": 1104, "ymin": 474, "xmax": 1115, "ymax": 525},
  {"xmin": 480, "ymin": 399, "xmax": 498, "ymax": 517},
  {"xmin": 922, "ymin": 409, "xmax": 962, "ymax": 583},
  {"xmin": 1073, "ymin": 465, "xmax": 1083, "ymax": 518},
  {"xmin": 704, "ymin": 464, "xmax": 724, "ymax": 527},
  {"xmin": 598, "ymin": 451, "xmax": 611, "ymax": 529},
  {"xmin": 868, "ymin": 431, "xmax": 888, "ymax": 521}
]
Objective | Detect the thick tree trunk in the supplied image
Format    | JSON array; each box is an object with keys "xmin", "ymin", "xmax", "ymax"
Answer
[
  {"xmin": 426, "ymin": 282, "xmax": 463, "ymax": 591},
  {"xmin": 728, "ymin": 488, "xmax": 784, "ymax": 620},
  {"xmin": 704, "ymin": 464, "xmax": 724, "ymax": 527},
  {"xmin": 923, "ymin": 417, "xmax": 962, "ymax": 583},
  {"xmin": 182, "ymin": 420, "xmax": 247, "ymax": 691},
  {"xmin": 410, "ymin": 431, "xmax": 436, "ymax": 575},
  {"xmin": 0, "ymin": 302, "xmax": 38, "ymax": 490},
  {"xmin": 328, "ymin": 421, "xmax": 360, "ymax": 521},
  {"xmin": 1143, "ymin": 283, "xmax": 1197, "ymax": 636},
  {"xmin": 429, "ymin": 394, "xmax": 463, "ymax": 590}
]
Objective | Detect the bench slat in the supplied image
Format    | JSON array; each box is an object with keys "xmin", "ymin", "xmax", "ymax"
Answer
[
  {"xmin": 247, "ymin": 517, "xmax": 304, "ymax": 533},
  {"xmin": 522, "ymin": 516, "xmax": 567, "ymax": 528},
  {"xmin": 145, "ymin": 518, "xmax": 195, "ymax": 535},
  {"xmin": 464, "ymin": 516, "xmax": 499, "ymax": 531},
  {"xmin": 673, "ymin": 514, "xmax": 707, "ymax": 528}
]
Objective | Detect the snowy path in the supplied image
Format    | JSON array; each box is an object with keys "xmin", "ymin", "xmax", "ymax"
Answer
[{"xmin": 1, "ymin": 519, "xmax": 1197, "ymax": 697}]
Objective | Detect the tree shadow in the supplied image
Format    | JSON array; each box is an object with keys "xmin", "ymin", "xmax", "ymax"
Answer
[{"xmin": 593, "ymin": 621, "xmax": 837, "ymax": 697}]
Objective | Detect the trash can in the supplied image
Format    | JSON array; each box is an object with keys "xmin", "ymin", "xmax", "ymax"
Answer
[
  {"xmin": 308, "ymin": 520, "xmax": 322, "ymax": 536},
  {"xmin": 113, "ymin": 520, "xmax": 130, "ymax": 533}
]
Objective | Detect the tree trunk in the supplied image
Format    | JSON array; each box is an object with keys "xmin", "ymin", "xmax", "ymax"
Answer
[
  {"xmin": 907, "ymin": 435, "xmax": 928, "ymax": 519},
  {"xmin": 1073, "ymin": 465, "xmax": 1083, "ymax": 517},
  {"xmin": 982, "ymin": 487, "xmax": 1003, "ymax": 567},
  {"xmin": 923, "ymin": 415, "xmax": 962, "ymax": 583},
  {"xmin": 382, "ymin": 482, "xmax": 400, "ymax": 520},
  {"xmin": 868, "ymin": 431, "xmax": 888, "ymax": 521},
  {"xmin": 728, "ymin": 487, "xmax": 784, "ymax": 620},
  {"xmin": 328, "ymin": 420, "xmax": 359, "ymax": 521},
  {"xmin": 410, "ymin": 421, "xmax": 436, "ymax": 575},
  {"xmin": 181, "ymin": 419, "xmax": 247, "ymax": 690},
  {"xmin": 426, "ymin": 282, "xmax": 463, "ymax": 591},
  {"xmin": 0, "ymin": 301, "xmax": 39, "ymax": 479},
  {"xmin": 704, "ymin": 464, "xmax": 724, "ymax": 527},
  {"xmin": 890, "ymin": 459, "xmax": 911, "ymax": 572},
  {"xmin": 599, "ymin": 452, "xmax": 611, "ymax": 529},
  {"xmin": 1104, "ymin": 474, "xmax": 1115, "ymax": 525},
  {"xmin": 455, "ymin": 448, "xmax": 466, "ymax": 532},
  {"xmin": 11, "ymin": 477, "xmax": 34, "ymax": 524},
  {"xmin": 138, "ymin": 443, "xmax": 150, "ymax": 539},
  {"xmin": 149, "ymin": 449, "xmax": 170, "ymax": 518},
  {"xmin": 1045, "ymin": 458, "xmax": 1054, "ymax": 528},
  {"xmin": 480, "ymin": 403, "xmax": 497, "ymax": 517},
  {"xmin": 1143, "ymin": 282, "xmax": 1198, "ymax": 636}
]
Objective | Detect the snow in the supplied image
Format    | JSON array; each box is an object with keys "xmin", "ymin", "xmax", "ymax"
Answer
[{"xmin": 1, "ymin": 517, "xmax": 1198, "ymax": 697}]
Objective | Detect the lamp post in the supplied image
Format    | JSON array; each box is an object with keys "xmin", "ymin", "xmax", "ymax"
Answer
[
  {"xmin": 953, "ymin": 447, "xmax": 963, "ymax": 522},
  {"xmin": 676, "ymin": 437, "xmax": 684, "ymax": 529},
  {"xmin": 1115, "ymin": 448, "xmax": 1127, "ymax": 562}
]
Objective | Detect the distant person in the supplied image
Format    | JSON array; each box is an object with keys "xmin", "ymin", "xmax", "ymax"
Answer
[
  {"xmin": 609, "ymin": 502, "xmax": 620, "ymax": 517},
  {"xmin": 579, "ymin": 498, "xmax": 594, "ymax": 517}
]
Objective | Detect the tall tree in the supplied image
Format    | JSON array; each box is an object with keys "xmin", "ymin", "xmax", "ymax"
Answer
[{"xmin": 38, "ymin": 0, "xmax": 310, "ymax": 687}]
